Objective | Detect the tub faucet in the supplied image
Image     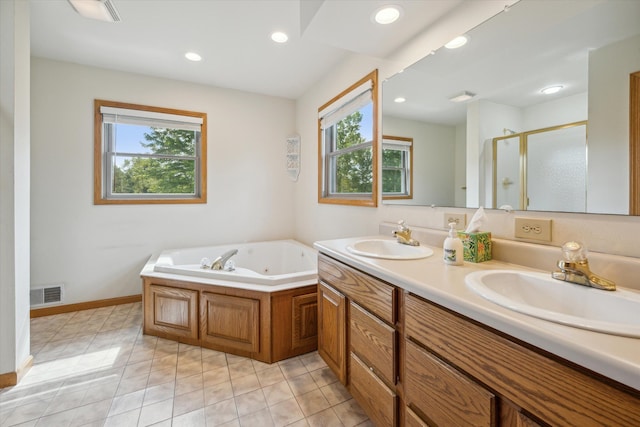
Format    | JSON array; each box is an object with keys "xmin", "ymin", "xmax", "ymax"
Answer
[
  {"xmin": 393, "ymin": 220, "xmax": 420, "ymax": 246},
  {"xmin": 210, "ymin": 249, "xmax": 238, "ymax": 270},
  {"xmin": 551, "ymin": 241, "xmax": 615, "ymax": 291}
]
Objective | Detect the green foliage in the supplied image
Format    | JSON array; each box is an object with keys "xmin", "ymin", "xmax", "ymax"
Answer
[
  {"xmin": 112, "ymin": 128, "xmax": 197, "ymax": 194},
  {"xmin": 382, "ymin": 148, "xmax": 403, "ymax": 193},
  {"xmin": 334, "ymin": 112, "xmax": 373, "ymax": 193}
]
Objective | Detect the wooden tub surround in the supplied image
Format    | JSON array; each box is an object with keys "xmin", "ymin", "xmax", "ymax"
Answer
[
  {"xmin": 142, "ymin": 275, "xmax": 317, "ymax": 363},
  {"xmin": 315, "ymin": 247, "xmax": 640, "ymax": 427}
]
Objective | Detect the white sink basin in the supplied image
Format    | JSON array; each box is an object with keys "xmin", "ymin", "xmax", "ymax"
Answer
[
  {"xmin": 465, "ymin": 270, "xmax": 640, "ymax": 338},
  {"xmin": 346, "ymin": 239, "xmax": 434, "ymax": 260}
]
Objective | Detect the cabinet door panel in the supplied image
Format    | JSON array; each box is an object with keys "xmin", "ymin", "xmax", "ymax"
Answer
[
  {"xmin": 318, "ymin": 282, "xmax": 347, "ymax": 384},
  {"xmin": 405, "ymin": 340, "xmax": 496, "ymax": 427},
  {"xmin": 201, "ymin": 292, "xmax": 259, "ymax": 352},
  {"xmin": 350, "ymin": 302, "xmax": 396, "ymax": 386},
  {"xmin": 292, "ymin": 292, "xmax": 318, "ymax": 350},
  {"xmin": 405, "ymin": 407, "xmax": 429, "ymax": 427},
  {"xmin": 349, "ymin": 352, "xmax": 397, "ymax": 427},
  {"xmin": 145, "ymin": 284, "xmax": 198, "ymax": 339}
]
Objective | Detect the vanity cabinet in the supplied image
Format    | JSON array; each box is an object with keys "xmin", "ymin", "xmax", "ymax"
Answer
[
  {"xmin": 316, "ymin": 251, "xmax": 640, "ymax": 427},
  {"xmin": 404, "ymin": 292, "xmax": 640, "ymax": 427},
  {"xmin": 317, "ymin": 254, "xmax": 399, "ymax": 426}
]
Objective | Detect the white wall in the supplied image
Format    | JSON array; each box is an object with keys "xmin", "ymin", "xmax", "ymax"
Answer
[
  {"xmin": 1, "ymin": 0, "xmax": 31, "ymax": 377},
  {"xmin": 588, "ymin": 34, "xmax": 640, "ymax": 214},
  {"xmin": 382, "ymin": 116, "xmax": 456, "ymax": 206},
  {"xmin": 30, "ymin": 58, "xmax": 297, "ymax": 304}
]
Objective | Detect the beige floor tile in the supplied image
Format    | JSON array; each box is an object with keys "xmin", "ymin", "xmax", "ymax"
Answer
[
  {"xmin": 204, "ymin": 397, "xmax": 238, "ymax": 426},
  {"xmin": 296, "ymin": 389, "xmax": 331, "ymax": 417},
  {"xmin": 19, "ymin": 306, "xmax": 368, "ymax": 426},
  {"xmin": 239, "ymin": 407, "xmax": 274, "ymax": 427},
  {"xmin": 269, "ymin": 397, "xmax": 305, "ymax": 426},
  {"xmin": 262, "ymin": 380, "xmax": 294, "ymax": 407},
  {"xmin": 306, "ymin": 407, "xmax": 343, "ymax": 427},
  {"xmin": 234, "ymin": 389, "xmax": 266, "ymax": 417},
  {"xmin": 107, "ymin": 389, "xmax": 145, "ymax": 417},
  {"xmin": 172, "ymin": 408, "xmax": 206, "ymax": 427},
  {"xmin": 231, "ymin": 374, "xmax": 261, "ymax": 396},
  {"xmin": 138, "ymin": 397, "xmax": 174, "ymax": 426},
  {"xmin": 332, "ymin": 399, "xmax": 367, "ymax": 427},
  {"xmin": 319, "ymin": 382, "xmax": 351, "ymax": 406},
  {"xmin": 173, "ymin": 389, "xmax": 204, "ymax": 417},
  {"xmin": 256, "ymin": 366, "xmax": 285, "ymax": 388},
  {"xmin": 204, "ymin": 380, "xmax": 234, "ymax": 406},
  {"xmin": 103, "ymin": 407, "xmax": 141, "ymax": 427},
  {"xmin": 143, "ymin": 381, "xmax": 176, "ymax": 406},
  {"xmin": 287, "ymin": 373, "xmax": 318, "ymax": 396}
]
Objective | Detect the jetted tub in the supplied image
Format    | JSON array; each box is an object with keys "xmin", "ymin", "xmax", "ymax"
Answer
[
  {"xmin": 140, "ymin": 239, "xmax": 320, "ymax": 363},
  {"xmin": 146, "ymin": 239, "xmax": 317, "ymax": 289}
]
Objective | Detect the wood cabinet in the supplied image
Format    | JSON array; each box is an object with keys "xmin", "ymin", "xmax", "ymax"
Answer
[
  {"xmin": 316, "ymin": 252, "xmax": 640, "ymax": 427},
  {"xmin": 317, "ymin": 254, "xmax": 399, "ymax": 426},
  {"xmin": 142, "ymin": 276, "xmax": 317, "ymax": 363},
  {"xmin": 144, "ymin": 284, "xmax": 199, "ymax": 341},
  {"xmin": 318, "ymin": 281, "xmax": 347, "ymax": 384},
  {"xmin": 404, "ymin": 292, "xmax": 640, "ymax": 427}
]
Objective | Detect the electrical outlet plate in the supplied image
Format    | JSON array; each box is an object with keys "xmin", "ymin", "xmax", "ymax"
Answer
[
  {"xmin": 444, "ymin": 213, "xmax": 466, "ymax": 229},
  {"xmin": 514, "ymin": 217, "xmax": 552, "ymax": 242}
]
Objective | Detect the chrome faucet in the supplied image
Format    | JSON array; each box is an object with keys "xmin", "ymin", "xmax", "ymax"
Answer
[
  {"xmin": 551, "ymin": 241, "xmax": 615, "ymax": 291},
  {"xmin": 393, "ymin": 220, "xmax": 420, "ymax": 246},
  {"xmin": 210, "ymin": 248, "xmax": 238, "ymax": 270}
]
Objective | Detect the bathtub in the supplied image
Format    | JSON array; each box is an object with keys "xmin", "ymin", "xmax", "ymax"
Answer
[
  {"xmin": 142, "ymin": 239, "xmax": 318, "ymax": 291},
  {"xmin": 140, "ymin": 239, "xmax": 319, "ymax": 363}
]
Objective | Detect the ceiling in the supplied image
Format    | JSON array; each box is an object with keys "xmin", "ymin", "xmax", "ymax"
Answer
[
  {"xmin": 382, "ymin": 0, "xmax": 640, "ymax": 125},
  {"xmin": 29, "ymin": 0, "xmax": 464, "ymax": 99}
]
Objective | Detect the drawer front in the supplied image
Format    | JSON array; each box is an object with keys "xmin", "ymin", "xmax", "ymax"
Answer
[
  {"xmin": 405, "ymin": 340, "xmax": 496, "ymax": 427},
  {"xmin": 350, "ymin": 302, "xmax": 396, "ymax": 386},
  {"xmin": 405, "ymin": 406, "xmax": 429, "ymax": 427},
  {"xmin": 349, "ymin": 352, "xmax": 397, "ymax": 427},
  {"xmin": 318, "ymin": 254, "xmax": 395, "ymax": 324}
]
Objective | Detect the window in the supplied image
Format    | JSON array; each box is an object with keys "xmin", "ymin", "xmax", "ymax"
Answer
[
  {"xmin": 94, "ymin": 100, "xmax": 206, "ymax": 204},
  {"xmin": 318, "ymin": 70, "xmax": 378, "ymax": 206},
  {"xmin": 382, "ymin": 135, "xmax": 413, "ymax": 200}
]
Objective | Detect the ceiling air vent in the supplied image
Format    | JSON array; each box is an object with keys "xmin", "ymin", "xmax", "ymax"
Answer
[{"xmin": 30, "ymin": 285, "xmax": 64, "ymax": 307}]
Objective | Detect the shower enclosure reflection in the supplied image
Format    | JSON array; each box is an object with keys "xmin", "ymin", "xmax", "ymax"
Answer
[{"xmin": 491, "ymin": 122, "xmax": 587, "ymax": 212}]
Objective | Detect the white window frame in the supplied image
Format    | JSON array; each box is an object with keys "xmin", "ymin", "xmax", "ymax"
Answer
[
  {"xmin": 382, "ymin": 135, "xmax": 413, "ymax": 200},
  {"xmin": 94, "ymin": 100, "xmax": 207, "ymax": 205}
]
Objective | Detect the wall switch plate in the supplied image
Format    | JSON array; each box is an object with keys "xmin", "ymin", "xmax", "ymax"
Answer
[
  {"xmin": 444, "ymin": 213, "xmax": 466, "ymax": 229},
  {"xmin": 515, "ymin": 217, "xmax": 552, "ymax": 242}
]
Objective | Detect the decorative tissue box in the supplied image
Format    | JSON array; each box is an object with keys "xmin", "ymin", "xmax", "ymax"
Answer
[{"xmin": 457, "ymin": 231, "xmax": 492, "ymax": 263}]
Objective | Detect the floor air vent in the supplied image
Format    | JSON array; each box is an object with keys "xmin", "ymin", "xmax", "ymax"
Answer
[{"xmin": 30, "ymin": 285, "xmax": 63, "ymax": 307}]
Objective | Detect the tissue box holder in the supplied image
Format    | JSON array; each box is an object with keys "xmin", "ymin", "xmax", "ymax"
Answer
[{"xmin": 457, "ymin": 231, "xmax": 492, "ymax": 263}]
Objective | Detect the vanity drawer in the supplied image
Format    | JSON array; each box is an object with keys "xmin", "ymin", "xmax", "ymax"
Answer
[
  {"xmin": 318, "ymin": 254, "xmax": 396, "ymax": 324},
  {"xmin": 350, "ymin": 301, "xmax": 396, "ymax": 386},
  {"xmin": 405, "ymin": 340, "xmax": 496, "ymax": 427},
  {"xmin": 405, "ymin": 406, "xmax": 429, "ymax": 427},
  {"xmin": 349, "ymin": 352, "xmax": 397, "ymax": 427}
]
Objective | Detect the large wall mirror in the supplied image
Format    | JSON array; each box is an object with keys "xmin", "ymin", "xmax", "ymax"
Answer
[{"xmin": 382, "ymin": 0, "xmax": 640, "ymax": 215}]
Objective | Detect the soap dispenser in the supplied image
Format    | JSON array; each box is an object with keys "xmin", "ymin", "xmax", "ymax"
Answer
[{"xmin": 443, "ymin": 222, "xmax": 463, "ymax": 265}]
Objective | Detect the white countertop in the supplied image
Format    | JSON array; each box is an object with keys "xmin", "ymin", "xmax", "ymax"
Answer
[{"xmin": 314, "ymin": 235, "xmax": 640, "ymax": 392}]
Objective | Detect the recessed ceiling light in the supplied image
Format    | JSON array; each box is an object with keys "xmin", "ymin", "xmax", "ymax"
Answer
[
  {"xmin": 271, "ymin": 32, "xmax": 289, "ymax": 43},
  {"xmin": 394, "ymin": 97, "xmax": 406, "ymax": 103},
  {"xmin": 449, "ymin": 91, "xmax": 476, "ymax": 103},
  {"xmin": 185, "ymin": 52, "xmax": 202, "ymax": 62},
  {"xmin": 445, "ymin": 35, "xmax": 468, "ymax": 49},
  {"xmin": 373, "ymin": 6, "xmax": 402, "ymax": 25},
  {"xmin": 541, "ymin": 85, "xmax": 564, "ymax": 95}
]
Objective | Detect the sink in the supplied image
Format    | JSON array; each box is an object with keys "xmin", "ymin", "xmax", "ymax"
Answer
[
  {"xmin": 346, "ymin": 239, "xmax": 434, "ymax": 260},
  {"xmin": 465, "ymin": 270, "xmax": 640, "ymax": 338}
]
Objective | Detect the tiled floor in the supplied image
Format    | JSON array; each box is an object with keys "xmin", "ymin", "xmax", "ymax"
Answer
[{"xmin": 0, "ymin": 302, "xmax": 371, "ymax": 427}]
